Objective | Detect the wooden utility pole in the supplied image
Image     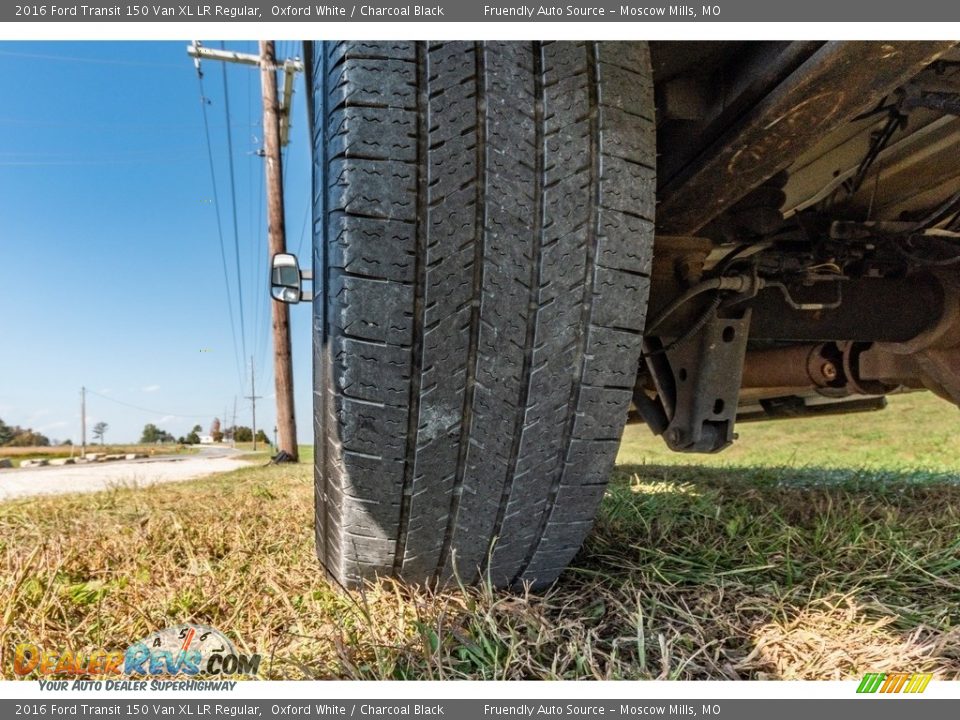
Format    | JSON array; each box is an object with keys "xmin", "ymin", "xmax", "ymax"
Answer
[
  {"xmin": 246, "ymin": 357, "xmax": 263, "ymax": 452},
  {"xmin": 260, "ymin": 40, "xmax": 298, "ymax": 461},
  {"xmin": 80, "ymin": 386, "xmax": 86, "ymax": 457}
]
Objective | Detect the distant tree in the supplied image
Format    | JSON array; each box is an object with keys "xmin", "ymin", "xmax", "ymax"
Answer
[
  {"xmin": 92, "ymin": 422, "xmax": 108, "ymax": 445},
  {"xmin": 7, "ymin": 429, "xmax": 51, "ymax": 447},
  {"xmin": 185, "ymin": 431, "xmax": 200, "ymax": 445},
  {"xmin": 233, "ymin": 426, "xmax": 253, "ymax": 442},
  {"xmin": 176, "ymin": 436, "xmax": 186, "ymax": 444},
  {"xmin": 60, "ymin": 439, "xmax": 73, "ymax": 446},
  {"xmin": 0, "ymin": 418, "xmax": 15, "ymax": 446},
  {"xmin": 141, "ymin": 423, "xmax": 175, "ymax": 444},
  {"xmin": 141, "ymin": 423, "xmax": 161, "ymax": 443},
  {"xmin": 255, "ymin": 429, "xmax": 270, "ymax": 445},
  {"xmin": 192, "ymin": 424, "xmax": 202, "ymax": 434}
]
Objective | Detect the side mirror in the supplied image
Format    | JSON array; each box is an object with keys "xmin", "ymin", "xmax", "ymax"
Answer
[{"xmin": 271, "ymin": 253, "xmax": 309, "ymax": 304}]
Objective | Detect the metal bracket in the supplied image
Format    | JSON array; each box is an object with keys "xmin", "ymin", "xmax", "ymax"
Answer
[
  {"xmin": 187, "ymin": 41, "xmax": 303, "ymax": 147},
  {"xmin": 656, "ymin": 308, "xmax": 753, "ymax": 453}
]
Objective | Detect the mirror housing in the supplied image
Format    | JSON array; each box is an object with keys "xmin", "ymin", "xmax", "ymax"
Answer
[{"xmin": 271, "ymin": 253, "xmax": 308, "ymax": 304}]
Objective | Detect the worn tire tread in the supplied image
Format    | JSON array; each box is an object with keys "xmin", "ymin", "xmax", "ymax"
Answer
[{"xmin": 312, "ymin": 40, "xmax": 655, "ymax": 588}]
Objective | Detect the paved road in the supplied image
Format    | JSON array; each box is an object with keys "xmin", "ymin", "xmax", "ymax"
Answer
[{"xmin": 0, "ymin": 446, "xmax": 253, "ymax": 501}]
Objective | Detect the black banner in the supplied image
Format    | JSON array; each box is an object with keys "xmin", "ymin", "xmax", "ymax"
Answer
[{"xmin": 5, "ymin": 0, "xmax": 960, "ymax": 22}]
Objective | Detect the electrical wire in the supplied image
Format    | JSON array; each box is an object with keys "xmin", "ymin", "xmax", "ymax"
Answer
[
  {"xmin": 0, "ymin": 157, "xmax": 194, "ymax": 167},
  {"xmin": 295, "ymin": 201, "xmax": 310, "ymax": 257},
  {"xmin": 863, "ymin": 191, "xmax": 960, "ymax": 268},
  {"xmin": 0, "ymin": 117, "xmax": 258, "ymax": 132},
  {"xmin": 890, "ymin": 235, "xmax": 960, "ymax": 266},
  {"xmin": 913, "ymin": 189, "xmax": 960, "ymax": 230},
  {"xmin": 85, "ymin": 389, "xmax": 211, "ymax": 419},
  {"xmin": 843, "ymin": 109, "xmax": 905, "ymax": 200},
  {"xmin": 0, "ymin": 49, "xmax": 184, "ymax": 68},
  {"xmin": 247, "ymin": 50, "xmax": 258, "ymax": 358},
  {"xmin": 195, "ymin": 61, "xmax": 245, "ymax": 390},
  {"xmin": 644, "ymin": 278, "xmax": 728, "ymax": 336},
  {"xmin": 254, "ymin": 156, "xmax": 271, "ymax": 387},
  {"xmin": 714, "ymin": 243, "xmax": 755, "ymax": 276},
  {"xmin": 642, "ymin": 293, "xmax": 724, "ymax": 358},
  {"xmin": 817, "ymin": 106, "xmax": 906, "ymax": 213},
  {"xmin": 220, "ymin": 42, "xmax": 249, "ymax": 373}
]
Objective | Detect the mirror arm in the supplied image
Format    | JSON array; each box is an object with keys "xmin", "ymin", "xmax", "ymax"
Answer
[{"xmin": 297, "ymin": 268, "xmax": 313, "ymax": 302}]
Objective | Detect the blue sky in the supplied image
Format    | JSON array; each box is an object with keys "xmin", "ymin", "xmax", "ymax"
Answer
[{"xmin": 0, "ymin": 41, "xmax": 314, "ymax": 444}]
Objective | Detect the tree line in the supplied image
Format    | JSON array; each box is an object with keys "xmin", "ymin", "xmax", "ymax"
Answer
[
  {"xmin": 0, "ymin": 416, "xmax": 270, "ymax": 448},
  {"xmin": 140, "ymin": 417, "xmax": 270, "ymax": 445}
]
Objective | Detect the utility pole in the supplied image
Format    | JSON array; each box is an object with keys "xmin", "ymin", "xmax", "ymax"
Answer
[
  {"xmin": 80, "ymin": 386, "xmax": 86, "ymax": 458},
  {"xmin": 231, "ymin": 396, "xmax": 237, "ymax": 448},
  {"xmin": 245, "ymin": 357, "xmax": 262, "ymax": 451},
  {"xmin": 260, "ymin": 39, "xmax": 298, "ymax": 461},
  {"xmin": 186, "ymin": 40, "xmax": 302, "ymax": 462}
]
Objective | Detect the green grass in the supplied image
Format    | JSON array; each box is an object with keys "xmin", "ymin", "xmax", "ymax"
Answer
[
  {"xmin": 0, "ymin": 394, "xmax": 958, "ymax": 680},
  {"xmin": 618, "ymin": 392, "xmax": 960, "ymax": 472}
]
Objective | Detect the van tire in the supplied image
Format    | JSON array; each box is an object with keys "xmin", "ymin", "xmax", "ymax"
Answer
[{"xmin": 311, "ymin": 40, "xmax": 656, "ymax": 589}]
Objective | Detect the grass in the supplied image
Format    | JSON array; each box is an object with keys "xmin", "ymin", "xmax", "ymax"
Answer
[
  {"xmin": 1, "ymin": 393, "xmax": 959, "ymax": 680},
  {"xmin": 0, "ymin": 444, "xmax": 196, "ymax": 468},
  {"xmin": 231, "ymin": 441, "xmax": 276, "ymax": 463},
  {"xmin": 618, "ymin": 392, "xmax": 960, "ymax": 472}
]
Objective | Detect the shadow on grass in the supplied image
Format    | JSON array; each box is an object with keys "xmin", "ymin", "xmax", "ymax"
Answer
[{"xmin": 539, "ymin": 463, "xmax": 960, "ymax": 679}]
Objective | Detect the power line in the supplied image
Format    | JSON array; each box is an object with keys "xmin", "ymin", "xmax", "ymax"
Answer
[
  {"xmin": 252, "ymin": 163, "xmax": 265, "ymax": 381},
  {"xmin": 0, "ymin": 158, "xmax": 194, "ymax": 167},
  {"xmin": 220, "ymin": 42, "xmax": 249, "ymax": 371},
  {"xmin": 247, "ymin": 53, "xmax": 258, "ymax": 362},
  {"xmin": 295, "ymin": 200, "xmax": 310, "ymax": 257},
  {"xmin": 195, "ymin": 61, "xmax": 244, "ymax": 390},
  {"xmin": 85, "ymin": 389, "xmax": 211, "ymax": 419},
  {"xmin": 0, "ymin": 148, "xmax": 203, "ymax": 158},
  {"xmin": 0, "ymin": 49, "xmax": 185, "ymax": 68},
  {"xmin": 254, "ymin": 136, "xmax": 270, "ymax": 385},
  {"xmin": 0, "ymin": 117, "xmax": 258, "ymax": 131}
]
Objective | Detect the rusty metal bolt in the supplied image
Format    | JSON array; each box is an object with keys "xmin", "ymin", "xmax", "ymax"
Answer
[{"xmin": 820, "ymin": 362, "xmax": 838, "ymax": 381}]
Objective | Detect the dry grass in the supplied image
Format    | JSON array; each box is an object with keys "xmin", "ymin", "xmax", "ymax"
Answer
[{"xmin": 1, "ymin": 394, "xmax": 959, "ymax": 680}]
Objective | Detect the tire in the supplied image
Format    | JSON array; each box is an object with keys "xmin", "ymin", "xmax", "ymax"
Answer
[{"xmin": 311, "ymin": 41, "xmax": 656, "ymax": 589}]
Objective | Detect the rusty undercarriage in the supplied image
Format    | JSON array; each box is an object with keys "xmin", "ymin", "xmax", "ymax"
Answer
[{"xmin": 636, "ymin": 40, "xmax": 960, "ymax": 452}]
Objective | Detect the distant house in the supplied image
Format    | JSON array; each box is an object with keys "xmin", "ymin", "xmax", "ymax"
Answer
[{"xmin": 198, "ymin": 434, "xmax": 215, "ymax": 445}]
